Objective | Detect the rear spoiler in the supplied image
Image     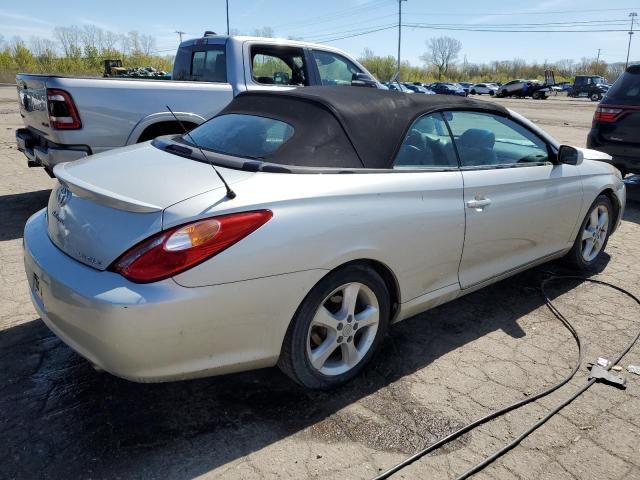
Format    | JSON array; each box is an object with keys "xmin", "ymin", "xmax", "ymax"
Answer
[{"xmin": 54, "ymin": 163, "xmax": 163, "ymax": 213}]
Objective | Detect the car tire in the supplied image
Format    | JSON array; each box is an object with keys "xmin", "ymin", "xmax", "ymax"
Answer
[
  {"xmin": 590, "ymin": 93, "xmax": 601, "ymax": 102},
  {"xmin": 565, "ymin": 195, "xmax": 613, "ymax": 270},
  {"xmin": 278, "ymin": 264, "xmax": 390, "ymax": 390},
  {"xmin": 532, "ymin": 91, "xmax": 541, "ymax": 100},
  {"xmin": 470, "ymin": 90, "xmax": 476, "ymax": 95},
  {"xmin": 489, "ymin": 90, "xmax": 495, "ymax": 96}
]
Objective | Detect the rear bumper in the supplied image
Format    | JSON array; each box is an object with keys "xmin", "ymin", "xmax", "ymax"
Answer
[
  {"xmin": 587, "ymin": 130, "xmax": 640, "ymax": 173},
  {"xmin": 23, "ymin": 209, "xmax": 325, "ymax": 382},
  {"xmin": 16, "ymin": 128, "xmax": 90, "ymax": 170}
]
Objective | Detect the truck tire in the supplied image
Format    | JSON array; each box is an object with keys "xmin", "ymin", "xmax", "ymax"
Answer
[{"xmin": 590, "ymin": 93, "xmax": 601, "ymax": 102}]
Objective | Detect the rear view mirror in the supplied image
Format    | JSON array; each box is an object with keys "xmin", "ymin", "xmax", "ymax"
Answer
[
  {"xmin": 558, "ymin": 145, "xmax": 584, "ymax": 166},
  {"xmin": 351, "ymin": 72, "xmax": 377, "ymax": 88}
]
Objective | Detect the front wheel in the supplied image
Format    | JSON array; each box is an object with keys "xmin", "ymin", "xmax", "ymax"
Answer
[
  {"xmin": 489, "ymin": 90, "xmax": 495, "ymax": 96},
  {"xmin": 565, "ymin": 195, "xmax": 613, "ymax": 270},
  {"xmin": 278, "ymin": 264, "xmax": 390, "ymax": 389},
  {"xmin": 590, "ymin": 92, "xmax": 602, "ymax": 102}
]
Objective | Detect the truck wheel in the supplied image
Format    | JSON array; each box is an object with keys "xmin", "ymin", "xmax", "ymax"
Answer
[
  {"xmin": 590, "ymin": 93, "xmax": 601, "ymax": 102},
  {"xmin": 532, "ymin": 91, "xmax": 541, "ymax": 100}
]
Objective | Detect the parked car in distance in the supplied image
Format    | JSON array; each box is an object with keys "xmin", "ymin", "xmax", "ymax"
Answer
[
  {"xmin": 431, "ymin": 83, "xmax": 467, "ymax": 96},
  {"xmin": 15, "ymin": 33, "xmax": 380, "ymax": 176},
  {"xmin": 458, "ymin": 82, "xmax": 474, "ymax": 93},
  {"xmin": 587, "ymin": 64, "xmax": 640, "ymax": 176},
  {"xmin": 470, "ymin": 83, "xmax": 498, "ymax": 96},
  {"xmin": 24, "ymin": 86, "xmax": 625, "ymax": 390},
  {"xmin": 568, "ymin": 75, "xmax": 609, "ymax": 101},
  {"xmin": 403, "ymin": 83, "xmax": 436, "ymax": 94},
  {"xmin": 558, "ymin": 82, "xmax": 573, "ymax": 91},
  {"xmin": 385, "ymin": 82, "xmax": 414, "ymax": 93}
]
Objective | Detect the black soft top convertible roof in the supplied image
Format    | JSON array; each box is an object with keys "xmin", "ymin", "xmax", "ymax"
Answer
[{"xmin": 219, "ymin": 86, "xmax": 509, "ymax": 169}]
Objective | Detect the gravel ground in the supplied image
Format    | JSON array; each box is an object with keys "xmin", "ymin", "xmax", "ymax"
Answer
[{"xmin": 1, "ymin": 86, "xmax": 640, "ymax": 480}]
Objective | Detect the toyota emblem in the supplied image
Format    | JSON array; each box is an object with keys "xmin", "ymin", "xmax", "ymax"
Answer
[{"xmin": 57, "ymin": 186, "xmax": 71, "ymax": 207}]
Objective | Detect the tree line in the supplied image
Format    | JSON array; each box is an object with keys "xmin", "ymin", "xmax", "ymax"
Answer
[
  {"xmin": 0, "ymin": 25, "xmax": 173, "ymax": 83},
  {"xmin": 359, "ymin": 36, "xmax": 628, "ymax": 84}
]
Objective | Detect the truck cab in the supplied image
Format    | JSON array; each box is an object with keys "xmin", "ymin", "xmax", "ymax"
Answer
[{"xmin": 569, "ymin": 75, "xmax": 609, "ymax": 101}]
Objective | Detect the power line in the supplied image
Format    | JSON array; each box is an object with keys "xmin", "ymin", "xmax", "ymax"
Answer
[
  {"xmin": 314, "ymin": 25, "xmax": 397, "ymax": 43},
  {"xmin": 405, "ymin": 23, "xmax": 630, "ymax": 33},
  {"xmin": 403, "ymin": 7, "xmax": 640, "ymax": 17}
]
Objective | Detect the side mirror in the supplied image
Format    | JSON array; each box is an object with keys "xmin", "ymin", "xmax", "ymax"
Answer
[
  {"xmin": 558, "ymin": 145, "xmax": 584, "ymax": 166},
  {"xmin": 351, "ymin": 72, "xmax": 377, "ymax": 88}
]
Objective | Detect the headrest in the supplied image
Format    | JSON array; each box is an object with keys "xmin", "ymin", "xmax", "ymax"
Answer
[{"xmin": 459, "ymin": 128, "xmax": 495, "ymax": 149}]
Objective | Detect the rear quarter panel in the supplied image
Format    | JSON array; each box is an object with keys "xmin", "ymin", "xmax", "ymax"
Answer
[{"xmin": 167, "ymin": 170, "xmax": 466, "ymax": 304}]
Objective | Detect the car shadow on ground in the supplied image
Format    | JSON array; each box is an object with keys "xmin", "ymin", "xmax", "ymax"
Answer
[
  {"xmin": 0, "ymin": 254, "xmax": 610, "ymax": 479},
  {"xmin": 0, "ymin": 189, "xmax": 50, "ymax": 240}
]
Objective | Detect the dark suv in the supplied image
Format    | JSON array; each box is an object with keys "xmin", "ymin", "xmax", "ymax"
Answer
[{"xmin": 587, "ymin": 65, "xmax": 640, "ymax": 176}]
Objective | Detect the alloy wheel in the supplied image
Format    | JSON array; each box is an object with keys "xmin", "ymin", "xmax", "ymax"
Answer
[
  {"xmin": 306, "ymin": 282, "xmax": 380, "ymax": 376},
  {"xmin": 581, "ymin": 204, "xmax": 609, "ymax": 262}
]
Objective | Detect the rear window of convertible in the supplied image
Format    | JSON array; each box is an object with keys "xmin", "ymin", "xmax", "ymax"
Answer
[{"xmin": 185, "ymin": 114, "xmax": 294, "ymax": 159}]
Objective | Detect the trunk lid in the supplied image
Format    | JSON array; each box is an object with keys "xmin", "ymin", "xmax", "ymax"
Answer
[
  {"xmin": 48, "ymin": 141, "xmax": 252, "ymax": 270},
  {"xmin": 17, "ymin": 75, "xmax": 51, "ymax": 133}
]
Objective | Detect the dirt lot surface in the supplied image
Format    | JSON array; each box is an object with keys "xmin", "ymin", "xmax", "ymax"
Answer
[{"xmin": 1, "ymin": 86, "xmax": 640, "ymax": 480}]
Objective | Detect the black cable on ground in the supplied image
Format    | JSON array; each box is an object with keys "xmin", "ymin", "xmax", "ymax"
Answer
[{"xmin": 373, "ymin": 275, "xmax": 640, "ymax": 480}]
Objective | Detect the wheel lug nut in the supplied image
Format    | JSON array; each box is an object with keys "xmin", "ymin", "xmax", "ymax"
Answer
[
  {"xmin": 347, "ymin": 336, "xmax": 353, "ymax": 343},
  {"xmin": 337, "ymin": 336, "xmax": 343, "ymax": 343},
  {"xmin": 337, "ymin": 323, "xmax": 343, "ymax": 330}
]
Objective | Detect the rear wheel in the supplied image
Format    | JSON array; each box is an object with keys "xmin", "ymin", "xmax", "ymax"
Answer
[
  {"xmin": 278, "ymin": 265, "xmax": 389, "ymax": 390},
  {"xmin": 565, "ymin": 195, "xmax": 613, "ymax": 270},
  {"xmin": 489, "ymin": 90, "xmax": 495, "ymax": 96}
]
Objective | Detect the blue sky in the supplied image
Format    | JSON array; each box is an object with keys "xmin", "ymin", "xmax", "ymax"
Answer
[{"xmin": 0, "ymin": 0, "xmax": 638, "ymax": 65}]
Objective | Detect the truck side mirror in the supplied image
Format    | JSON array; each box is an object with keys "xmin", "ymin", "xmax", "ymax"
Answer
[
  {"xmin": 558, "ymin": 145, "xmax": 584, "ymax": 166},
  {"xmin": 351, "ymin": 73, "xmax": 377, "ymax": 88}
]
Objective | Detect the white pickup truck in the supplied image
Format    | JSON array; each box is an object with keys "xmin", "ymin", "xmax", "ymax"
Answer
[{"xmin": 15, "ymin": 33, "xmax": 380, "ymax": 175}]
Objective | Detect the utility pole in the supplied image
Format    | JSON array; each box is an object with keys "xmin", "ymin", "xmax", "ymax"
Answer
[
  {"xmin": 175, "ymin": 30, "xmax": 185, "ymax": 43},
  {"xmin": 397, "ymin": 0, "xmax": 407, "ymax": 81},
  {"xmin": 596, "ymin": 48, "xmax": 601, "ymax": 74},
  {"xmin": 226, "ymin": 0, "xmax": 230, "ymax": 36},
  {"xmin": 626, "ymin": 12, "xmax": 637, "ymax": 69}
]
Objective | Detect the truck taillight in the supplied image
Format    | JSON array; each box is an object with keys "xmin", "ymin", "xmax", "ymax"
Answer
[
  {"xmin": 593, "ymin": 106, "xmax": 624, "ymax": 123},
  {"xmin": 47, "ymin": 88, "xmax": 82, "ymax": 129}
]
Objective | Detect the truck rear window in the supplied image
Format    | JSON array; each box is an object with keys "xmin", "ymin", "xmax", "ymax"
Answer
[
  {"xmin": 185, "ymin": 114, "xmax": 294, "ymax": 158},
  {"xmin": 173, "ymin": 45, "xmax": 227, "ymax": 82}
]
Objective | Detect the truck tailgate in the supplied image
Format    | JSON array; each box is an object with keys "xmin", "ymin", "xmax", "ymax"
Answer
[{"xmin": 17, "ymin": 76, "xmax": 50, "ymax": 134}]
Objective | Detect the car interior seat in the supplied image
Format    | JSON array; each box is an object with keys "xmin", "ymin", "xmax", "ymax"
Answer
[{"xmin": 458, "ymin": 128, "xmax": 497, "ymax": 166}]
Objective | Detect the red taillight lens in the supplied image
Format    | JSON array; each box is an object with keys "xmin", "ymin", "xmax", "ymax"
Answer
[
  {"xmin": 47, "ymin": 88, "xmax": 81, "ymax": 129},
  {"xmin": 110, "ymin": 210, "xmax": 272, "ymax": 283},
  {"xmin": 593, "ymin": 106, "xmax": 624, "ymax": 123}
]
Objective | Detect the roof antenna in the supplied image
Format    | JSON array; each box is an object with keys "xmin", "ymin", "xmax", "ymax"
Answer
[{"xmin": 165, "ymin": 105, "xmax": 236, "ymax": 199}]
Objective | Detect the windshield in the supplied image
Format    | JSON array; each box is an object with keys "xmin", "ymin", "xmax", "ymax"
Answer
[{"xmin": 184, "ymin": 114, "xmax": 294, "ymax": 159}]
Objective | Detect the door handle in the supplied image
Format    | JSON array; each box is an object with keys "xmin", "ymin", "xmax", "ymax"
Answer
[{"xmin": 466, "ymin": 197, "xmax": 492, "ymax": 209}]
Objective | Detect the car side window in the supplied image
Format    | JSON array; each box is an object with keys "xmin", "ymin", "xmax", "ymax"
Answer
[
  {"xmin": 251, "ymin": 46, "xmax": 308, "ymax": 86},
  {"xmin": 394, "ymin": 113, "xmax": 458, "ymax": 169},
  {"xmin": 312, "ymin": 50, "xmax": 362, "ymax": 86},
  {"xmin": 445, "ymin": 111, "xmax": 550, "ymax": 168}
]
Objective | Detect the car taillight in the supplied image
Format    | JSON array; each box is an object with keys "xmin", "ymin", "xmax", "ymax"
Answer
[
  {"xmin": 47, "ymin": 88, "xmax": 81, "ymax": 129},
  {"xmin": 110, "ymin": 210, "xmax": 272, "ymax": 283},
  {"xmin": 593, "ymin": 106, "xmax": 624, "ymax": 123}
]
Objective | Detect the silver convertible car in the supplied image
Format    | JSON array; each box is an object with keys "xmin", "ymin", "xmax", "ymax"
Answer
[{"xmin": 24, "ymin": 87, "xmax": 625, "ymax": 389}]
